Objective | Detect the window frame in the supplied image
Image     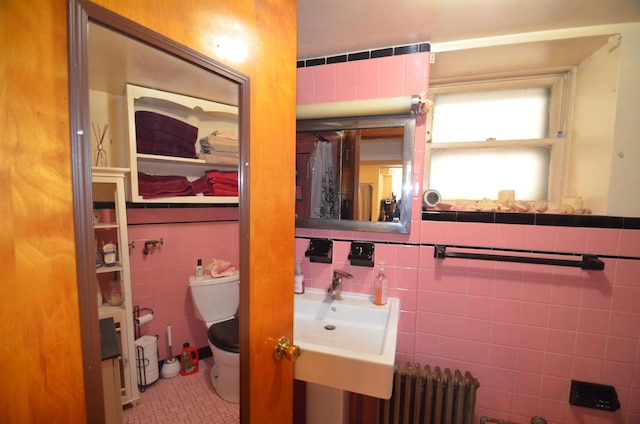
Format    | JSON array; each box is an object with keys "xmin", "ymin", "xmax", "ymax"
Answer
[{"xmin": 424, "ymin": 72, "xmax": 574, "ymax": 205}]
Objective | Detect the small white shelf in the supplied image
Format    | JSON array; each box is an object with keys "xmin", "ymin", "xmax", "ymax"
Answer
[
  {"xmin": 136, "ymin": 153, "xmax": 206, "ymax": 165},
  {"xmin": 96, "ymin": 264, "xmax": 124, "ymax": 274},
  {"xmin": 94, "ymin": 223, "xmax": 120, "ymax": 230}
]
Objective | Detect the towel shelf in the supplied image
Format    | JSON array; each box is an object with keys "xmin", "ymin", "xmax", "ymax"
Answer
[
  {"xmin": 434, "ymin": 245, "xmax": 605, "ymax": 270},
  {"xmin": 124, "ymin": 84, "xmax": 239, "ymax": 204}
]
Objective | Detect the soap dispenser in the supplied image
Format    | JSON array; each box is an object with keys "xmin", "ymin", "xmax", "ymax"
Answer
[
  {"xmin": 196, "ymin": 259, "xmax": 204, "ymax": 278},
  {"xmin": 294, "ymin": 261, "xmax": 305, "ymax": 294},
  {"xmin": 373, "ymin": 262, "xmax": 388, "ymax": 306}
]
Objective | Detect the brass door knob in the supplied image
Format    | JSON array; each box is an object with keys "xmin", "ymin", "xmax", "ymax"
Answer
[{"xmin": 274, "ymin": 336, "xmax": 300, "ymax": 362}]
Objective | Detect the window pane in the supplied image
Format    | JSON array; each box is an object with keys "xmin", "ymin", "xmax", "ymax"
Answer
[
  {"xmin": 432, "ymin": 88, "xmax": 549, "ymax": 143},
  {"xmin": 430, "ymin": 147, "xmax": 550, "ymax": 200}
]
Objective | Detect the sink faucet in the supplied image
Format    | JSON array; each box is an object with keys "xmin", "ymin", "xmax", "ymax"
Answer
[{"xmin": 328, "ymin": 270, "xmax": 352, "ymax": 300}]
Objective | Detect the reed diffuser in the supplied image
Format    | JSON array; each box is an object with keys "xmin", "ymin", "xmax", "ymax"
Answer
[{"xmin": 92, "ymin": 122, "xmax": 109, "ymax": 167}]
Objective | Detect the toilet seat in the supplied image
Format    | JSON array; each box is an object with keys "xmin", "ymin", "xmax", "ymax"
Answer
[{"xmin": 208, "ymin": 316, "xmax": 239, "ymax": 353}]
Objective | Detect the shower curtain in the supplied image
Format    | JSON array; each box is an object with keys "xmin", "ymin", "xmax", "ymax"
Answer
[
  {"xmin": 308, "ymin": 141, "xmax": 337, "ymax": 219},
  {"xmin": 358, "ymin": 183, "xmax": 373, "ymax": 221}
]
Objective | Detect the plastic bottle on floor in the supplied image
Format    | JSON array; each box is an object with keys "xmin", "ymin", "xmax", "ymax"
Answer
[{"xmin": 180, "ymin": 343, "xmax": 199, "ymax": 376}]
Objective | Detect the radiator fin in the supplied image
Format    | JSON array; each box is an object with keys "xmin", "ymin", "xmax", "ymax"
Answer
[{"xmin": 376, "ymin": 362, "xmax": 480, "ymax": 424}]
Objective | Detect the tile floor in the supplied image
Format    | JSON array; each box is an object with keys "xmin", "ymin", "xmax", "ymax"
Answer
[{"xmin": 123, "ymin": 357, "xmax": 239, "ymax": 423}]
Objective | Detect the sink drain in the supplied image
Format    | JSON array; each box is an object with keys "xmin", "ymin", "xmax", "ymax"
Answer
[{"xmin": 324, "ymin": 324, "xmax": 336, "ymax": 331}]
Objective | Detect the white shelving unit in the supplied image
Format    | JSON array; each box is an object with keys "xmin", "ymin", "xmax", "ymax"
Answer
[
  {"xmin": 93, "ymin": 167, "xmax": 139, "ymax": 406},
  {"xmin": 124, "ymin": 83, "xmax": 239, "ymax": 204}
]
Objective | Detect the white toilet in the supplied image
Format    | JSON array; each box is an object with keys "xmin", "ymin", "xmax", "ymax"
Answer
[{"xmin": 189, "ymin": 272, "xmax": 240, "ymax": 403}]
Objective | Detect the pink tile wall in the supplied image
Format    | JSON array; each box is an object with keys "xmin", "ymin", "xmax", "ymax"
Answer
[
  {"xmin": 295, "ymin": 54, "xmax": 640, "ymax": 423},
  {"xmin": 127, "ymin": 217, "xmax": 239, "ymax": 360},
  {"xmin": 295, "ymin": 226, "xmax": 640, "ymax": 423}
]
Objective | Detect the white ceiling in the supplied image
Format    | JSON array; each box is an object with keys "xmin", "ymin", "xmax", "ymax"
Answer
[
  {"xmin": 297, "ymin": 0, "xmax": 640, "ymax": 60},
  {"xmin": 89, "ymin": 23, "xmax": 239, "ymax": 106},
  {"xmin": 90, "ymin": 1, "xmax": 640, "ymax": 102}
]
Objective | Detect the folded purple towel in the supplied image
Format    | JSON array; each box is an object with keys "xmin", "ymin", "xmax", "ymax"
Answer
[
  {"xmin": 135, "ymin": 111, "xmax": 199, "ymax": 159},
  {"xmin": 135, "ymin": 111, "xmax": 198, "ymax": 140},
  {"xmin": 136, "ymin": 134, "xmax": 196, "ymax": 158}
]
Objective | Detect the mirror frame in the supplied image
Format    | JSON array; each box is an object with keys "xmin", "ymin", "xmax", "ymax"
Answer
[
  {"xmin": 296, "ymin": 114, "xmax": 415, "ymax": 234},
  {"xmin": 68, "ymin": 1, "xmax": 250, "ymax": 421}
]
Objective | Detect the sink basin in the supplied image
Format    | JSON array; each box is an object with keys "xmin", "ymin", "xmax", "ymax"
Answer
[{"xmin": 294, "ymin": 288, "xmax": 399, "ymax": 399}]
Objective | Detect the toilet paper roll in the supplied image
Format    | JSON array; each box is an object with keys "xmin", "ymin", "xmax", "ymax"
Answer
[
  {"xmin": 135, "ymin": 313, "xmax": 154, "ymax": 326},
  {"xmin": 135, "ymin": 335, "xmax": 159, "ymax": 385}
]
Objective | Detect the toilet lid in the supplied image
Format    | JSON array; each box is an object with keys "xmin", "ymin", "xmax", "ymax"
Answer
[{"xmin": 208, "ymin": 316, "xmax": 239, "ymax": 353}]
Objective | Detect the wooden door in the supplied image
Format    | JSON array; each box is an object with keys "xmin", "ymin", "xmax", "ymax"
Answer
[{"xmin": 73, "ymin": 1, "xmax": 297, "ymax": 423}]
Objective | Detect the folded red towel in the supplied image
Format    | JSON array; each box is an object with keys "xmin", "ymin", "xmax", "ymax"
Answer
[
  {"xmin": 190, "ymin": 176, "xmax": 212, "ymax": 196},
  {"xmin": 206, "ymin": 170, "xmax": 238, "ymax": 184},
  {"xmin": 205, "ymin": 170, "xmax": 239, "ymax": 196},
  {"xmin": 212, "ymin": 187, "xmax": 238, "ymax": 196},
  {"xmin": 137, "ymin": 172, "xmax": 192, "ymax": 198}
]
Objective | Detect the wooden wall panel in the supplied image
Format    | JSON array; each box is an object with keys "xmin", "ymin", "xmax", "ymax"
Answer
[{"xmin": 1, "ymin": 1, "xmax": 87, "ymax": 423}]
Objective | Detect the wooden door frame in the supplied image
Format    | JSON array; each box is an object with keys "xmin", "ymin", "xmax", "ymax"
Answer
[{"xmin": 67, "ymin": 1, "xmax": 251, "ymax": 421}]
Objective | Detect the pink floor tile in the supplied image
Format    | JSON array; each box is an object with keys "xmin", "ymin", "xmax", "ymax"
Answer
[{"xmin": 123, "ymin": 357, "xmax": 239, "ymax": 424}]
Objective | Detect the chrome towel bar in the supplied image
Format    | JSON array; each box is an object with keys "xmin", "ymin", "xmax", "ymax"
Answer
[{"xmin": 434, "ymin": 245, "xmax": 605, "ymax": 270}]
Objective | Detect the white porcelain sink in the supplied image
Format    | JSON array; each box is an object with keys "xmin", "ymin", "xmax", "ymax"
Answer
[{"xmin": 293, "ymin": 288, "xmax": 399, "ymax": 399}]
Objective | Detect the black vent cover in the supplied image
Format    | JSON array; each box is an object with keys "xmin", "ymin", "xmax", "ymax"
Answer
[{"xmin": 569, "ymin": 379, "xmax": 620, "ymax": 412}]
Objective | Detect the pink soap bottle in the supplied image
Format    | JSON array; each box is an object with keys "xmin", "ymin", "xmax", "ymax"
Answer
[{"xmin": 373, "ymin": 262, "xmax": 388, "ymax": 306}]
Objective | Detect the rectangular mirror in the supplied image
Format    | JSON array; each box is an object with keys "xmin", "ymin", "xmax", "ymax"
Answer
[{"xmin": 296, "ymin": 115, "xmax": 415, "ymax": 234}]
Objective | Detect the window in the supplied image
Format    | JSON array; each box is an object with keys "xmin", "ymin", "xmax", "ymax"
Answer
[{"xmin": 424, "ymin": 75, "xmax": 571, "ymax": 204}]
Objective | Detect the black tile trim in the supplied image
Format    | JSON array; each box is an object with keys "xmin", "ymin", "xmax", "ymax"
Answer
[
  {"xmin": 327, "ymin": 54, "xmax": 347, "ymax": 64},
  {"xmin": 94, "ymin": 202, "xmax": 238, "ymax": 210},
  {"xmin": 125, "ymin": 202, "xmax": 238, "ymax": 209},
  {"xmin": 348, "ymin": 51, "xmax": 370, "ymax": 61},
  {"xmin": 128, "ymin": 219, "xmax": 238, "ymax": 226},
  {"xmin": 394, "ymin": 44, "xmax": 419, "ymax": 55},
  {"xmin": 494, "ymin": 212, "xmax": 536, "ymax": 225},
  {"xmin": 422, "ymin": 210, "xmax": 639, "ymax": 230},
  {"xmin": 305, "ymin": 58, "xmax": 326, "ymax": 67},
  {"xmin": 371, "ymin": 48, "xmax": 393, "ymax": 59},
  {"xmin": 623, "ymin": 217, "xmax": 640, "ymax": 229},
  {"xmin": 299, "ymin": 42, "xmax": 431, "ymax": 68}
]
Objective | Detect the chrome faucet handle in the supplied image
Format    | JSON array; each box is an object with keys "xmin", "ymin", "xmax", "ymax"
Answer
[
  {"xmin": 333, "ymin": 270, "xmax": 353, "ymax": 280},
  {"xmin": 328, "ymin": 270, "xmax": 353, "ymax": 300}
]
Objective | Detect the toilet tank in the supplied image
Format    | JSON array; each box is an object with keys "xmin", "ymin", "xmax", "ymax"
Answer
[{"xmin": 188, "ymin": 272, "xmax": 240, "ymax": 324}]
